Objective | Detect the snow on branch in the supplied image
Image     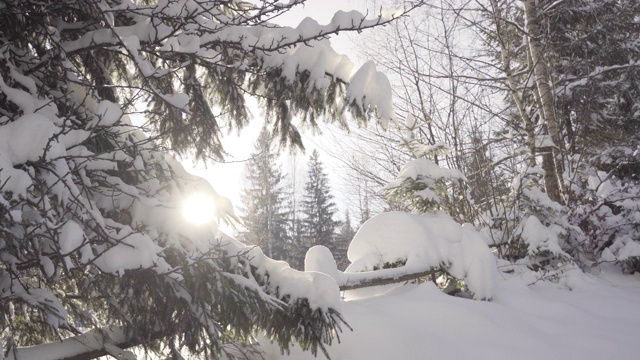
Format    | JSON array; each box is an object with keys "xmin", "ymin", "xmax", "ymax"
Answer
[
  {"xmin": 49, "ymin": 0, "xmax": 418, "ymax": 138},
  {"xmin": 5, "ymin": 326, "xmax": 145, "ymax": 360},
  {"xmin": 0, "ymin": 1, "xmax": 426, "ymax": 357},
  {"xmin": 306, "ymin": 212, "xmax": 498, "ymax": 300}
]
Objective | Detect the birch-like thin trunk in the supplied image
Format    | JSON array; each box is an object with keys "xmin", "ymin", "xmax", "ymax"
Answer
[
  {"xmin": 489, "ymin": 0, "xmax": 537, "ymax": 168},
  {"xmin": 523, "ymin": 0, "xmax": 565, "ymax": 203}
]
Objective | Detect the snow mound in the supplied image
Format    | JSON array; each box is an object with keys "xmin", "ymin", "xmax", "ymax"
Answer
[
  {"xmin": 305, "ymin": 245, "xmax": 340, "ymax": 282},
  {"xmin": 264, "ymin": 268, "xmax": 640, "ymax": 360},
  {"xmin": 347, "ymin": 211, "xmax": 497, "ymax": 300}
]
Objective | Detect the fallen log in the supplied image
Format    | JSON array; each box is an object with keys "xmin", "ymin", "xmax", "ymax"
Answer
[{"xmin": 337, "ymin": 266, "xmax": 442, "ymax": 291}]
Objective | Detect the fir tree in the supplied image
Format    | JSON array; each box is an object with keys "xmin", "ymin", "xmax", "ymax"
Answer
[
  {"xmin": 239, "ymin": 128, "xmax": 291, "ymax": 261},
  {"xmin": 286, "ymin": 155, "xmax": 306, "ymax": 270},
  {"xmin": 0, "ymin": 1, "xmax": 416, "ymax": 358},
  {"xmin": 335, "ymin": 210, "xmax": 357, "ymax": 270},
  {"xmin": 300, "ymin": 150, "xmax": 340, "ymax": 255}
]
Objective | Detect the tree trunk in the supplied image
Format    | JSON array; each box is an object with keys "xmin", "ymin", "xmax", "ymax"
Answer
[
  {"xmin": 489, "ymin": 0, "xmax": 537, "ymax": 168},
  {"xmin": 523, "ymin": 0, "xmax": 564, "ymax": 203},
  {"xmin": 337, "ymin": 267, "xmax": 441, "ymax": 291}
]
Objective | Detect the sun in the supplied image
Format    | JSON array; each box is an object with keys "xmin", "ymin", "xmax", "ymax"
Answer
[{"xmin": 182, "ymin": 194, "xmax": 217, "ymax": 224}]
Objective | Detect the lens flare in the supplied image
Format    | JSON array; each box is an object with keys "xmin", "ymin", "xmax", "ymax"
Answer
[{"xmin": 182, "ymin": 194, "xmax": 216, "ymax": 224}]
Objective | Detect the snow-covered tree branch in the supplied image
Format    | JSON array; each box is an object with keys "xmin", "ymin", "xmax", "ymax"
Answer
[{"xmin": 0, "ymin": 0, "xmax": 424, "ymax": 358}]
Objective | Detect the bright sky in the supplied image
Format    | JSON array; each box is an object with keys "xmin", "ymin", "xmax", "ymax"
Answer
[{"xmin": 183, "ymin": 0, "xmax": 380, "ymax": 223}]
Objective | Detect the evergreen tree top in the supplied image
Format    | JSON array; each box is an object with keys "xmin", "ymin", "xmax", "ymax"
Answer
[
  {"xmin": 301, "ymin": 149, "xmax": 340, "ymax": 250},
  {"xmin": 238, "ymin": 127, "xmax": 291, "ymax": 260}
]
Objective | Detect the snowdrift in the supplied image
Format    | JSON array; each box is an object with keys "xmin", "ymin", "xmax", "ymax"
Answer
[{"xmin": 344, "ymin": 211, "xmax": 498, "ymax": 300}]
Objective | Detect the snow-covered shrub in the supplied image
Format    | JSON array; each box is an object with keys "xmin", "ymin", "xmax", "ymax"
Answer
[
  {"xmin": 383, "ymin": 158, "xmax": 466, "ymax": 213},
  {"xmin": 567, "ymin": 146, "xmax": 640, "ymax": 273},
  {"xmin": 478, "ymin": 168, "xmax": 574, "ymax": 270},
  {"xmin": 383, "ymin": 114, "xmax": 466, "ymax": 213}
]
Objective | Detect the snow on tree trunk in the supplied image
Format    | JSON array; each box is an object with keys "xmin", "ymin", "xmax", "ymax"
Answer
[
  {"xmin": 489, "ymin": 0, "xmax": 537, "ymax": 168},
  {"xmin": 523, "ymin": 0, "xmax": 565, "ymax": 203}
]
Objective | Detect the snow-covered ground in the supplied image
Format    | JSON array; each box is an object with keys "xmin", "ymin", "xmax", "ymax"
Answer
[{"xmin": 262, "ymin": 265, "xmax": 640, "ymax": 360}]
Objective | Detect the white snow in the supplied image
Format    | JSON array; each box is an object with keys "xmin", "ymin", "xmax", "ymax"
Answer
[
  {"xmin": 39, "ymin": 256, "xmax": 55, "ymax": 278},
  {"xmin": 58, "ymin": 221, "xmax": 85, "ymax": 255},
  {"xmin": 5, "ymin": 3, "xmax": 640, "ymax": 360},
  {"xmin": 0, "ymin": 73, "xmax": 56, "ymax": 116},
  {"xmin": 347, "ymin": 61, "xmax": 396, "ymax": 128},
  {"xmin": 618, "ymin": 240, "xmax": 640, "ymax": 260},
  {"xmin": 156, "ymin": 91, "xmax": 190, "ymax": 112},
  {"xmin": 93, "ymin": 230, "xmax": 169, "ymax": 276},
  {"xmin": 239, "ymin": 242, "xmax": 342, "ymax": 311},
  {"xmin": 404, "ymin": 113, "xmax": 417, "ymax": 140},
  {"xmin": 6, "ymin": 325, "xmax": 135, "ymax": 360},
  {"xmin": 90, "ymin": 100, "xmax": 124, "ymax": 127},
  {"xmin": 519, "ymin": 215, "xmax": 567, "ymax": 257},
  {"xmin": 383, "ymin": 158, "xmax": 465, "ymax": 205},
  {"xmin": 0, "ymin": 113, "xmax": 66, "ymax": 196},
  {"xmin": 534, "ymin": 133, "xmax": 555, "ymax": 148},
  {"xmin": 58, "ymin": 0, "xmax": 400, "ymax": 127},
  {"xmin": 345, "ymin": 211, "xmax": 497, "ymax": 300},
  {"xmin": 0, "ymin": 113, "xmax": 64, "ymax": 164},
  {"xmin": 263, "ymin": 267, "xmax": 640, "ymax": 360},
  {"xmin": 305, "ymin": 245, "xmax": 340, "ymax": 282},
  {"xmin": 387, "ymin": 158, "xmax": 465, "ymax": 185}
]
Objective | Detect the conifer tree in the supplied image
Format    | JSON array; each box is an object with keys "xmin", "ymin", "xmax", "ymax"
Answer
[
  {"xmin": 335, "ymin": 210, "xmax": 357, "ymax": 270},
  {"xmin": 288, "ymin": 218, "xmax": 307, "ymax": 270},
  {"xmin": 0, "ymin": 1, "xmax": 419, "ymax": 358},
  {"xmin": 239, "ymin": 128, "xmax": 291, "ymax": 262},
  {"xmin": 300, "ymin": 150, "xmax": 340, "ymax": 255},
  {"xmin": 286, "ymin": 155, "xmax": 306, "ymax": 270}
]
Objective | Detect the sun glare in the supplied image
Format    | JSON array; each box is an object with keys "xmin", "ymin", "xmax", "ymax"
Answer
[{"xmin": 182, "ymin": 194, "xmax": 216, "ymax": 224}]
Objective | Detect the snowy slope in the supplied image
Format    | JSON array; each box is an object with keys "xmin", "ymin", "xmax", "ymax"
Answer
[{"xmin": 262, "ymin": 266, "xmax": 640, "ymax": 360}]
